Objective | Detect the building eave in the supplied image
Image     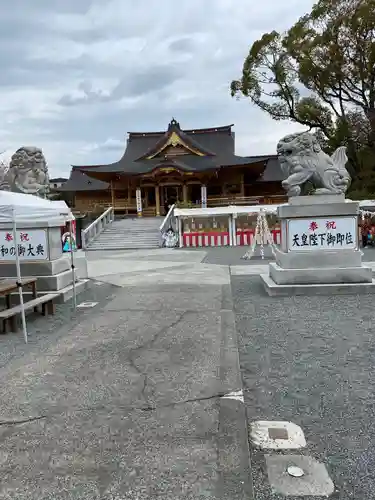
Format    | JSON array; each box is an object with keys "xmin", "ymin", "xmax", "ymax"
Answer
[{"xmin": 128, "ymin": 124, "xmax": 234, "ymax": 138}]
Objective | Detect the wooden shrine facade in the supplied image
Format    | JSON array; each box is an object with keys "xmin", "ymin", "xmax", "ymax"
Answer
[{"xmin": 60, "ymin": 119, "xmax": 286, "ymax": 216}]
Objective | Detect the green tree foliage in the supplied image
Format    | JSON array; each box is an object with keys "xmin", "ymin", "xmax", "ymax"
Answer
[{"xmin": 231, "ymin": 0, "xmax": 375, "ymax": 197}]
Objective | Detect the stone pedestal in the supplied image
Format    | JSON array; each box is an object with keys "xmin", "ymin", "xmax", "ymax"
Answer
[
  {"xmin": 261, "ymin": 195, "xmax": 375, "ymax": 295},
  {"xmin": 0, "ymin": 221, "xmax": 90, "ymax": 302}
]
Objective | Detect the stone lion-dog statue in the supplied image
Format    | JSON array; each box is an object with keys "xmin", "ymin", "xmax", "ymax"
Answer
[{"xmin": 277, "ymin": 132, "xmax": 351, "ymax": 197}]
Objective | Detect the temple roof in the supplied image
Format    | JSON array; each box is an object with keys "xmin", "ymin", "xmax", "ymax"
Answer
[
  {"xmin": 71, "ymin": 120, "xmax": 238, "ymax": 176},
  {"xmin": 62, "ymin": 119, "xmax": 282, "ymax": 190},
  {"xmin": 59, "ymin": 169, "xmax": 109, "ymax": 192},
  {"xmin": 75, "ymin": 153, "xmax": 265, "ymax": 176},
  {"xmin": 256, "ymin": 157, "xmax": 284, "ymax": 182},
  {"xmin": 135, "ymin": 118, "xmax": 216, "ymax": 159}
]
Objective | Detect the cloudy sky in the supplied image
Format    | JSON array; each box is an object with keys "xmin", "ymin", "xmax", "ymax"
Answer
[{"xmin": 1, "ymin": 0, "xmax": 315, "ymax": 178}]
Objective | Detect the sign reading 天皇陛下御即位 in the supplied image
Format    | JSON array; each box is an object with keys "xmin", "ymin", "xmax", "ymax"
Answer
[
  {"xmin": 0, "ymin": 229, "xmax": 48, "ymax": 261},
  {"xmin": 287, "ymin": 217, "xmax": 357, "ymax": 252}
]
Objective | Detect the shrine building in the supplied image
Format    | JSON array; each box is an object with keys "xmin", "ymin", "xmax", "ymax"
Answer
[{"xmin": 60, "ymin": 119, "xmax": 286, "ymax": 216}]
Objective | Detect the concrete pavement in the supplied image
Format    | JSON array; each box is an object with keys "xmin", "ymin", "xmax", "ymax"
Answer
[
  {"xmin": 3, "ymin": 244, "xmax": 375, "ymax": 498},
  {"xmin": 0, "ymin": 248, "xmax": 252, "ymax": 499}
]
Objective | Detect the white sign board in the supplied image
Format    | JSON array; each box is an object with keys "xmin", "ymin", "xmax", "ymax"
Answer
[
  {"xmin": 136, "ymin": 188, "xmax": 142, "ymax": 214},
  {"xmin": 201, "ymin": 185, "xmax": 207, "ymax": 209},
  {"xmin": 287, "ymin": 217, "xmax": 357, "ymax": 251},
  {"xmin": 0, "ymin": 229, "xmax": 48, "ymax": 261}
]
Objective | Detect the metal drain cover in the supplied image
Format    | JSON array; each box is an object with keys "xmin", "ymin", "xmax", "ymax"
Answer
[
  {"xmin": 266, "ymin": 455, "xmax": 334, "ymax": 496},
  {"xmin": 77, "ymin": 301, "xmax": 98, "ymax": 308},
  {"xmin": 287, "ymin": 466, "xmax": 305, "ymax": 477}
]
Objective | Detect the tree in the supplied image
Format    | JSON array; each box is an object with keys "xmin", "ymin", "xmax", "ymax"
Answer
[{"xmin": 231, "ymin": 0, "xmax": 375, "ymax": 195}]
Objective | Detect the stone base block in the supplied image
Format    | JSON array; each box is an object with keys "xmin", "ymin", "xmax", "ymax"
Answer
[
  {"xmin": 3, "ymin": 252, "xmax": 88, "ymax": 291},
  {"xmin": 279, "ymin": 195, "xmax": 358, "ymax": 219},
  {"xmin": 274, "ymin": 247, "xmax": 363, "ymax": 269},
  {"xmin": 269, "ymin": 262, "xmax": 373, "ymax": 285},
  {"xmin": 36, "ymin": 269, "xmax": 75, "ymax": 291},
  {"xmin": 289, "ymin": 194, "xmax": 346, "ymax": 205},
  {"xmin": 0, "ymin": 252, "xmax": 87, "ymax": 279},
  {"xmin": 48, "ymin": 279, "xmax": 91, "ymax": 303},
  {"xmin": 74, "ymin": 251, "xmax": 88, "ymax": 279},
  {"xmin": 6, "ymin": 269, "xmax": 74, "ymax": 291},
  {"xmin": 0, "ymin": 256, "xmax": 71, "ymax": 277},
  {"xmin": 261, "ymin": 273, "xmax": 375, "ymax": 296}
]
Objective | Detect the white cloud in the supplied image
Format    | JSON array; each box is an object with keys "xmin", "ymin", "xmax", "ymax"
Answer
[
  {"xmin": 0, "ymin": 0, "xmax": 315, "ymax": 177},
  {"xmin": 80, "ymin": 138, "xmax": 125, "ymax": 155}
]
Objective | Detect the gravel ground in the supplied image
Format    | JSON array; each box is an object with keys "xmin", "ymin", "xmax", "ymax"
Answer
[{"xmin": 231, "ymin": 275, "xmax": 375, "ymax": 499}]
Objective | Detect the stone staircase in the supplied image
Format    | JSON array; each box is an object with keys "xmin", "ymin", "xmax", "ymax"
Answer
[{"xmin": 86, "ymin": 217, "xmax": 163, "ymax": 250}]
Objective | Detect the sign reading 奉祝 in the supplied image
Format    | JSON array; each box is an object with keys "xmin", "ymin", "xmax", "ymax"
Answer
[
  {"xmin": 0, "ymin": 230, "xmax": 48, "ymax": 261},
  {"xmin": 287, "ymin": 217, "xmax": 357, "ymax": 251}
]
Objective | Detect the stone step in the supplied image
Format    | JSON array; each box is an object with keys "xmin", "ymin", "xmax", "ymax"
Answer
[
  {"xmin": 89, "ymin": 236, "xmax": 159, "ymax": 241},
  {"xmin": 111, "ymin": 220, "xmax": 162, "ymax": 225},
  {"xmin": 110, "ymin": 222, "xmax": 161, "ymax": 225},
  {"xmin": 90, "ymin": 234, "xmax": 160, "ymax": 240},
  {"xmin": 89, "ymin": 241, "xmax": 160, "ymax": 246},
  {"xmin": 98, "ymin": 232, "xmax": 160, "ymax": 236},
  {"xmin": 88, "ymin": 241, "xmax": 160, "ymax": 249},
  {"xmin": 87, "ymin": 245, "xmax": 159, "ymax": 252},
  {"xmin": 86, "ymin": 217, "xmax": 163, "ymax": 250},
  {"xmin": 95, "ymin": 233, "xmax": 160, "ymax": 238},
  {"xmin": 105, "ymin": 230, "xmax": 161, "ymax": 234},
  {"xmin": 105, "ymin": 231, "xmax": 160, "ymax": 235},
  {"xmin": 87, "ymin": 245, "xmax": 160, "ymax": 250},
  {"xmin": 104, "ymin": 230, "xmax": 161, "ymax": 235},
  {"xmin": 90, "ymin": 238, "xmax": 160, "ymax": 243}
]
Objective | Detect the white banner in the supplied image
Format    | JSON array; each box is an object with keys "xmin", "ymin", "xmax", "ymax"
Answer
[
  {"xmin": 136, "ymin": 188, "xmax": 142, "ymax": 214},
  {"xmin": 201, "ymin": 185, "xmax": 207, "ymax": 208},
  {"xmin": 287, "ymin": 217, "xmax": 357, "ymax": 251},
  {"xmin": 0, "ymin": 229, "xmax": 48, "ymax": 261}
]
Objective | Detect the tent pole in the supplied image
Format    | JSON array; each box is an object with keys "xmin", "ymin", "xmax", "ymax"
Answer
[
  {"xmin": 12, "ymin": 209, "xmax": 27, "ymax": 343},
  {"xmin": 69, "ymin": 219, "xmax": 77, "ymax": 309}
]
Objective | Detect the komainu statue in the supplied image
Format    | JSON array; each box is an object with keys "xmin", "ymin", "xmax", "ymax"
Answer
[
  {"xmin": 0, "ymin": 150, "xmax": 11, "ymax": 191},
  {"xmin": 277, "ymin": 132, "xmax": 351, "ymax": 197},
  {"xmin": 7, "ymin": 146, "xmax": 49, "ymax": 197}
]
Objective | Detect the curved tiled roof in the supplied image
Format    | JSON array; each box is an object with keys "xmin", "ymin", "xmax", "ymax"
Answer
[
  {"xmin": 135, "ymin": 119, "xmax": 216, "ymax": 159},
  {"xmin": 58, "ymin": 169, "xmax": 109, "ymax": 192},
  {"xmin": 71, "ymin": 120, "xmax": 237, "ymax": 175},
  {"xmin": 66, "ymin": 120, "xmax": 282, "ymax": 190}
]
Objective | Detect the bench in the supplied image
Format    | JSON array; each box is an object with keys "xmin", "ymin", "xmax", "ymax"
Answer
[{"xmin": 0, "ymin": 293, "xmax": 60, "ymax": 333}]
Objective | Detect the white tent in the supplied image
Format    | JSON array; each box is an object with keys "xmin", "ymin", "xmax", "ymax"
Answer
[
  {"xmin": 0, "ymin": 192, "xmax": 75, "ymax": 343},
  {"xmin": 0, "ymin": 191, "xmax": 73, "ymax": 224}
]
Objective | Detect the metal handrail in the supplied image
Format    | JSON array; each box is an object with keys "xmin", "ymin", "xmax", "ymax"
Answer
[
  {"xmin": 159, "ymin": 204, "xmax": 175, "ymax": 233},
  {"xmin": 82, "ymin": 206, "xmax": 114, "ymax": 249},
  {"xmin": 159, "ymin": 204, "xmax": 176, "ymax": 246}
]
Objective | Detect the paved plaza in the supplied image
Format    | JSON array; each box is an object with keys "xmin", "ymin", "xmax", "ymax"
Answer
[
  {"xmin": 0, "ymin": 249, "xmax": 251, "ymax": 500},
  {"xmin": 0, "ymin": 246, "xmax": 375, "ymax": 498}
]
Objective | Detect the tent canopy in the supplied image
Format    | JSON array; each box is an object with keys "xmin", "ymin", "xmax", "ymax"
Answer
[
  {"xmin": 174, "ymin": 204, "xmax": 284, "ymax": 218},
  {"xmin": 358, "ymin": 200, "xmax": 375, "ymax": 208},
  {"xmin": 0, "ymin": 191, "xmax": 73, "ymax": 225}
]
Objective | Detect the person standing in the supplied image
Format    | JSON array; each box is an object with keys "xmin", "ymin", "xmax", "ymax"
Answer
[{"xmin": 360, "ymin": 216, "xmax": 371, "ymax": 247}]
